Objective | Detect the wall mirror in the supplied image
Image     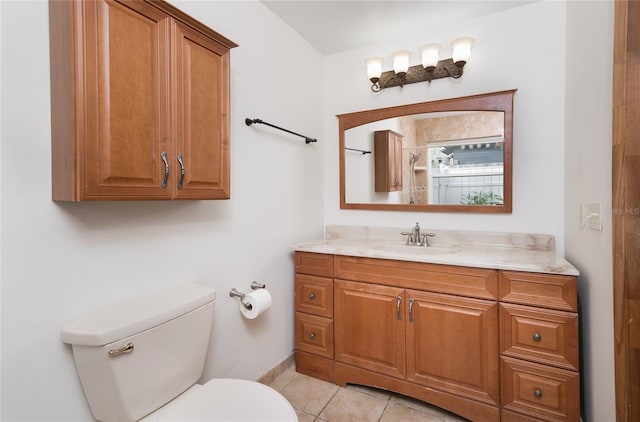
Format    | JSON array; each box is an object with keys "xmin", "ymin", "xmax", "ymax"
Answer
[{"xmin": 338, "ymin": 90, "xmax": 516, "ymax": 213}]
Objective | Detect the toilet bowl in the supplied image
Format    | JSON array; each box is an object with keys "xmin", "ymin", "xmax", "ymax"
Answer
[
  {"xmin": 61, "ymin": 284, "xmax": 297, "ymax": 422},
  {"xmin": 141, "ymin": 379, "xmax": 297, "ymax": 421}
]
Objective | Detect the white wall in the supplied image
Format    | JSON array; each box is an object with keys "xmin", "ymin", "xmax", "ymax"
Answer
[
  {"xmin": 323, "ymin": 1, "xmax": 616, "ymax": 420},
  {"xmin": 564, "ymin": 1, "xmax": 616, "ymax": 421},
  {"xmin": 323, "ymin": 1, "xmax": 568, "ymax": 251},
  {"xmin": 0, "ymin": 1, "xmax": 323, "ymax": 420}
]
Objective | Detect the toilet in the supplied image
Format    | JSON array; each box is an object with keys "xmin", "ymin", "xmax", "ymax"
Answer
[{"xmin": 61, "ymin": 284, "xmax": 297, "ymax": 422}]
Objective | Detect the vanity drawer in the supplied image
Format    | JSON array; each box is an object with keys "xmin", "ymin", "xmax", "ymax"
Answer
[
  {"xmin": 501, "ymin": 357, "xmax": 579, "ymax": 422},
  {"xmin": 295, "ymin": 252, "xmax": 334, "ymax": 278},
  {"xmin": 295, "ymin": 274, "xmax": 333, "ymax": 318},
  {"xmin": 335, "ymin": 255, "xmax": 499, "ymax": 300},
  {"xmin": 499, "ymin": 271, "xmax": 578, "ymax": 312},
  {"xmin": 295, "ymin": 312, "xmax": 334, "ymax": 358},
  {"xmin": 500, "ymin": 304, "xmax": 579, "ymax": 371}
]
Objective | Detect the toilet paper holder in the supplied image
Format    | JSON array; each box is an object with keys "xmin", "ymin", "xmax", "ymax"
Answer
[{"xmin": 229, "ymin": 281, "xmax": 266, "ymax": 310}]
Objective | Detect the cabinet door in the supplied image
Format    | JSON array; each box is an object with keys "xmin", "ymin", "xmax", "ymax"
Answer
[
  {"xmin": 406, "ymin": 290, "xmax": 500, "ymax": 406},
  {"xmin": 335, "ymin": 280, "xmax": 406, "ymax": 379},
  {"xmin": 374, "ymin": 130, "xmax": 403, "ymax": 192},
  {"xmin": 82, "ymin": 0, "xmax": 172, "ymax": 199},
  {"xmin": 172, "ymin": 21, "xmax": 230, "ymax": 199}
]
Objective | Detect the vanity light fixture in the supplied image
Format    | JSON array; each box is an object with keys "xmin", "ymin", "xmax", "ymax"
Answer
[{"xmin": 366, "ymin": 37, "xmax": 474, "ymax": 92}]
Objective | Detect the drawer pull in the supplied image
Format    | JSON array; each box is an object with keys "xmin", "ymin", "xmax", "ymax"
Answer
[
  {"xmin": 308, "ymin": 293, "xmax": 316, "ymax": 300},
  {"xmin": 534, "ymin": 389, "xmax": 543, "ymax": 399},
  {"xmin": 309, "ymin": 332, "xmax": 316, "ymax": 340},
  {"xmin": 533, "ymin": 333, "xmax": 542, "ymax": 342}
]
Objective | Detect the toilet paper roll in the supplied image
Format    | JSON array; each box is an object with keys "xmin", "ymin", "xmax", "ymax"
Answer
[{"xmin": 240, "ymin": 289, "xmax": 272, "ymax": 319}]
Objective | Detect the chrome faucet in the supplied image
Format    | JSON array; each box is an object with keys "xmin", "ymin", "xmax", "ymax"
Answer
[{"xmin": 401, "ymin": 222, "xmax": 436, "ymax": 246}]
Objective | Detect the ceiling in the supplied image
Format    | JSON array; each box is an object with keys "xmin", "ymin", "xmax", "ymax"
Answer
[{"xmin": 261, "ymin": 0, "xmax": 536, "ymax": 56}]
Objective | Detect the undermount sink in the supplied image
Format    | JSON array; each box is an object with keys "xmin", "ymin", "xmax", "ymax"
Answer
[{"xmin": 374, "ymin": 243, "xmax": 460, "ymax": 255}]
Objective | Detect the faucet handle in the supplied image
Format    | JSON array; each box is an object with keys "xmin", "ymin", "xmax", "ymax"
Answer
[
  {"xmin": 421, "ymin": 233, "xmax": 436, "ymax": 246},
  {"xmin": 400, "ymin": 231, "xmax": 413, "ymax": 245}
]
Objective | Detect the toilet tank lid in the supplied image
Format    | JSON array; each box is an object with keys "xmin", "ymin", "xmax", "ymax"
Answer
[{"xmin": 61, "ymin": 284, "xmax": 216, "ymax": 346}]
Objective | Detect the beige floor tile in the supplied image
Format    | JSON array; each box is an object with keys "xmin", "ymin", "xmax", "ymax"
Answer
[
  {"xmin": 294, "ymin": 408, "xmax": 316, "ymax": 422},
  {"xmin": 319, "ymin": 387, "xmax": 389, "ymax": 422},
  {"xmin": 281, "ymin": 373, "xmax": 339, "ymax": 415},
  {"xmin": 268, "ymin": 365, "xmax": 298, "ymax": 392},
  {"xmin": 381, "ymin": 402, "xmax": 447, "ymax": 422},
  {"xmin": 389, "ymin": 393, "xmax": 461, "ymax": 419},
  {"xmin": 345, "ymin": 383, "xmax": 392, "ymax": 400}
]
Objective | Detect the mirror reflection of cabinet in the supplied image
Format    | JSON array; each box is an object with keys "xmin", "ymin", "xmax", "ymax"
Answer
[{"xmin": 374, "ymin": 130, "xmax": 403, "ymax": 192}]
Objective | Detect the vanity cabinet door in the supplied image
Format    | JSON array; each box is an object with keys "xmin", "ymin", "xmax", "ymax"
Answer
[
  {"xmin": 334, "ymin": 280, "xmax": 406, "ymax": 379},
  {"xmin": 374, "ymin": 130, "xmax": 403, "ymax": 192},
  {"xmin": 406, "ymin": 290, "xmax": 500, "ymax": 407}
]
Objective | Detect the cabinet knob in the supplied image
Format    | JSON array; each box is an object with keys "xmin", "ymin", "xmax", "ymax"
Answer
[
  {"xmin": 534, "ymin": 389, "xmax": 543, "ymax": 399},
  {"xmin": 533, "ymin": 333, "xmax": 542, "ymax": 342},
  {"xmin": 309, "ymin": 332, "xmax": 316, "ymax": 340},
  {"xmin": 308, "ymin": 293, "xmax": 316, "ymax": 300}
]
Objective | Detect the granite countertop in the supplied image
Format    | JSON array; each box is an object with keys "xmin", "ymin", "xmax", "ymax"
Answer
[{"xmin": 293, "ymin": 226, "xmax": 579, "ymax": 276}]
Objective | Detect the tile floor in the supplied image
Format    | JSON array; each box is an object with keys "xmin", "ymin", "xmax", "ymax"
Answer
[{"xmin": 264, "ymin": 366, "xmax": 470, "ymax": 422}]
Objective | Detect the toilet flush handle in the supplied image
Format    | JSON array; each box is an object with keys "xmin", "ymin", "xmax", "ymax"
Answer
[{"xmin": 108, "ymin": 342, "xmax": 134, "ymax": 357}]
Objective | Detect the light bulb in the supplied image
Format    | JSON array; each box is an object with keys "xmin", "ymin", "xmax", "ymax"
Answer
[{"xmin": 451, "ymin": 37, "xmax": 474, "ymax": 64}]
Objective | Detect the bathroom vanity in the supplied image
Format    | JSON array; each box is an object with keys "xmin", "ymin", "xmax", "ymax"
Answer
[{"xmin": 293, "ymin": 226, "xmax": 580, "ymax": 422}]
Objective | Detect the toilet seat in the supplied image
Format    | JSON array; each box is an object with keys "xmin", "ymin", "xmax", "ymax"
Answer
[{"xmin": 141, "ymin": 378, "xmax": 298, "ymax": 421}]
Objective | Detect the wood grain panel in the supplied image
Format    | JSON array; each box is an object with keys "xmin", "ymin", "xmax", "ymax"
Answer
[
  {"xmin": 173, "ymin": 21, "xmax": 230, "ymax": 199},
  {"xmin": 295, "ymin": 252, "xmax": 334, "ymax": 278},
  {"xmin": 295, "ymin": 274, "xmax": 333, "ymax": 318},
  {"xmin": 85, "ymin": 0, "xmax": 171, "ymax": 197},
  {"xmin": 500, "ymin": 303, "xmax": 579, "ymax": 371},
  {"xmin": 295, "ymin": 350, "xmax": 334, "ymax": 383},
  {"xmin": 499, "ymin": 271, "xmax": 577, "ymax": 312},
  {"xmin": 406, "ymin": 290, "xmax": 499, "ymax": 406},
  {"xmin": 334, "ymin": 280, "xmax": 406, "ymax": 379},
  {"xmin": 613, "ymin": 2, "xmax": 640, "ymax": 419},
  {"xmin": 335, "ymin": 255, "xmax": 499, "ymax": 299},
  {"xmin": 294, "ymin": 312, "xmax": 333, "ymax": 358},
  {"xmin": 501, "ymin": 357, "xmax": 580, "ymax": 422}
]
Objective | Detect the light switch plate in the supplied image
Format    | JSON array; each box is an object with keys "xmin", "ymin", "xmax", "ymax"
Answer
[{"xmin": 582, "ymin": 202, "xmax": 602, "ymax": 231}]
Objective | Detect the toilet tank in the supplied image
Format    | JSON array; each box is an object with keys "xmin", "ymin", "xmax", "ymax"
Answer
[{"xmin": 61, "ymin": 284, "xmax": 216, "ymax": 422}]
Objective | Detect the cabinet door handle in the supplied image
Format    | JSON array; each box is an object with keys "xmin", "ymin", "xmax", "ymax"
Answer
[
  {"xmin": 396, "ymin": 296, "xmax": 402, "ymax": 320},
  {"xmin": 160, "ymin": 151, "xmax": 169, "ymax": 188},
  {"xmin": 308, "ymin": 293, "xmax": 316, "ymax": 300},
  {"xmin": 534, "ymin": 389, "xmax": 543, "ymax": 399},
  {"xmin": 309, "ymin": 332, "xmax": 316, "ymax": 340},
  {"xmin": 533, "ymin": 332, "xmax": 542, "ymax": 342},
  {"xmin": 177, "ymin": 153, "xmax": 185, "ymax": 189},
  {"xmin": 409, "ymin": 298, "xmax": 414, "ymax": 322}
]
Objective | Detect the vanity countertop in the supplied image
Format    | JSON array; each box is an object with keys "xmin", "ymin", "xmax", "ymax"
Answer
[{"xmin": 293, "ymin": 226, "xmax": 579, "ymax": 276}]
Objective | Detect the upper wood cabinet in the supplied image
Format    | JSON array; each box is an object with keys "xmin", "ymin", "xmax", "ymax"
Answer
[
  {"xmin": 374, "ymin": 130, "xmax": 403, "ymax": 192},
  {"xmin": 49, "ymin": 0, "xmax": 237, "ymax": 201}
]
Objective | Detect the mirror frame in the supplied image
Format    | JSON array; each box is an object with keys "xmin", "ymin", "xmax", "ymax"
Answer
[{"xmin": 338, "ymin": 90, "xmax": 516, "ymax": 213}]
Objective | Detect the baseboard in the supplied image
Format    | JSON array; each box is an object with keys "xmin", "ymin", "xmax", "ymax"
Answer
[{"xmin": 257, "ymin": 352, "xmax": 295, "ymax": 385}]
